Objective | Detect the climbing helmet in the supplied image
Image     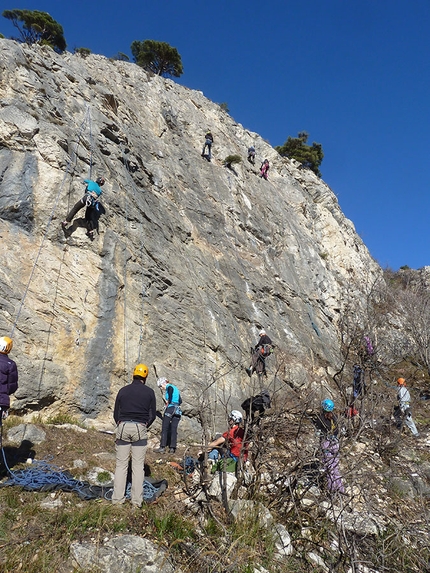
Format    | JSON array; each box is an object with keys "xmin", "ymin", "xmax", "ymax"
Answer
[
  {"xmin": 157, "ymin": 377, "xmax": 168, "ymax": 388},
  {"xmin": 321, "ymin": 399, "xmax": 335, "ymax": 412},
  {"xmin": 229, "ymin": 410, "xmax": 243, "ymax": 424},
  {"xmin": 96, "ymin": 177, "xmax": 105, "ymax": 186},
  {"xmin": 133, "ymin": 364, "xmax": 148, "ymax": 378},
  {"xmin": 0, "ymin": 336, "xmax": 13, "ymax": 354},
  {"xmin": 397, "ymin": 378, "xmax": 406, "ymax": 386}
]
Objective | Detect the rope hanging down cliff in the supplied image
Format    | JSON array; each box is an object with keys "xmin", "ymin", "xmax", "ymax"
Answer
[
  {"xmin": 119, "ymin": 140, "xmax": 148, "ymax": 383},
  {"xmin": 11, "ymin": 106, "xmax": 94, "ymax": 338}
]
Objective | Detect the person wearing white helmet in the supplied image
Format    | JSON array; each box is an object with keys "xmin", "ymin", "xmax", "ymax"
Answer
[
  {"xmin": 0, "ymin": 336, "xmax": 18, "ymax": 421},
  {"xmin": 245, "ymin": 329, "xmax": 273, "ymax": 377},
  {"xmin": 153, "ymin": 377, "xmax": 182, "ymax": 454},
  {"xmin": 205, "ymin": 410, "xmax": 248, "ymax": 470}
]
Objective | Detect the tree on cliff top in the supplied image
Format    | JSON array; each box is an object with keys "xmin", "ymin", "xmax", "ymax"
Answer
[
  {"xmin": 2, "ymin": 9, "xmax": 66, "ymax": 53},
  {"xmin": 276, "ymin": 131, "xmax": 324, "ymax": 177},
  {"xmin": 131, "ymin": 39, "xmax": 183, "ymax": 77}
]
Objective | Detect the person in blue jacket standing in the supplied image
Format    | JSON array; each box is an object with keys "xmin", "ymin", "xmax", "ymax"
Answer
[
  {"xmin": 62, "ymin": 176, "xmax": 105, "ymax": 239},
  {"xmin": 154, "ymin": 377, "xmax": 182, "ymax": 454}
]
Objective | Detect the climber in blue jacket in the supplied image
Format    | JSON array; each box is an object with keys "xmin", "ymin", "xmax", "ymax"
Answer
[{"xmin": 62, "ymin": 177, "xmax": 105, "ymax": 239}]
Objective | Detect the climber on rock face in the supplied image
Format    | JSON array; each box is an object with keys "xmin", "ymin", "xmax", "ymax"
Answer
[
  {"xmin": 259, "ymin": 159, "xmax": 269, "ymax": 180},
  {"xmin": 201, "ymin": 131, "xmax": 214, "ymax": 161},
  {"xmin": 245, "ymin": 329, "xmax": 273, "ymax": 377},
  {"xmin": 247, "ymin": 145, "xmax": 256, "ymax": 165},
  {"xmin": 62, "ymin": 177, "xmax": 105, "ymax": 239}
]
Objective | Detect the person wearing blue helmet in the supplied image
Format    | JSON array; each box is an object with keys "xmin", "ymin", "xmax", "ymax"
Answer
[{"xmin": 314, "ymin": 398, "xmax": 345, "ymax": 495}]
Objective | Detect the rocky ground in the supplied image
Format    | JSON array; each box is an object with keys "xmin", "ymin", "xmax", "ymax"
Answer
[{"xmin": 0, "ymin": 378, "xmax": 428, "ymax": 572}]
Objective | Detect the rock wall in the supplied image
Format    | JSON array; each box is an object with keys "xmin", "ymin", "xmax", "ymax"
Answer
[{"xmin": 0, "ymin": 39, "xmax": 381, "ymax": 428}]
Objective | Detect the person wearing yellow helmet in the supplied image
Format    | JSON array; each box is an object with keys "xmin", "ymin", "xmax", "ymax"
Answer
[
  {"xmin": 0, "ymin": 336, "xmax": 18, "ymax": 420},
  {"xmin": 111, "ymin": 363, "xmax": 156, "ymax": 508},
  {"xmin": 395, "ymin": 378, "xmax": 419, "ymax": 437}
]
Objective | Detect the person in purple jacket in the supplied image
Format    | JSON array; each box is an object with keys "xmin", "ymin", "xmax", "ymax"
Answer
[
  {"xmin": 0, "ymin": 336, "xmax": 18, "ymax": 420},
  {"xmin": 62, "ymin": 176, "xmax": 105, "ymax": 239}
]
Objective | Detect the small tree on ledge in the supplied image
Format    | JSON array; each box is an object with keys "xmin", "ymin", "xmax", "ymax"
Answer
[
  {"xmin": 223, "ymin": 155, "xmax": 242, "ymax": 169},
  {"xmin": 275, "ymin": 131, "xmax": 324, "ymax": 177},
  {"xmin": 130, "ymin": 39, "xmax": 183, "ymax": 78},
  {"xmin": 2, "ymin": 9, "xmax": 66, "ymax": 53}
]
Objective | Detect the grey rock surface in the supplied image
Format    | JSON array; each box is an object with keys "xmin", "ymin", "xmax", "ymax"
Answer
[
  {"xmin": 0, "ymin": 39, "xmax": 382, "ymax": 433},
  {"xmin": 69, "ymin": 534, "xmax": 178, "ymax": 573},
  {"xmin": 7, "ymin": 423, "xmax": 46, "ymax": 444}
]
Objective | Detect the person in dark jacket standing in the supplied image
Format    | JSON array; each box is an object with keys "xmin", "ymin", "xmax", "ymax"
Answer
[
  {"xmin": 0, "ymin": 336, "xmax": 18, "ymax": 420},
  {"xmin": 112, "ymin": 363, "xmax": 156, "ymax": 508},
  {"xmin": 153, "ymin": 377, "xmax": 182, "ymax": 454},
  {"xmin": 314, "ymin": 399, "xmax": 345, "ymax": 494}
]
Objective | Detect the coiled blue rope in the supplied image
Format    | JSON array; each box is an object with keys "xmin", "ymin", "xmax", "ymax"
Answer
[{"xmin": 1, "ymin": 447, "xmax": 161, "ymax": 502}]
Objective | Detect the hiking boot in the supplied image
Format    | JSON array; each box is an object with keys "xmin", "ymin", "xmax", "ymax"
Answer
[
  {"xmin": 168, "ymin": 448, "xmax": 176, "ymax": 454},
  {"xmin": 61, "ymin": 221, "xmax": 68, "ymax": 229},
  {"xmin": 86, "ymin": 230, "xmax": 95, "ymax": 240},
  {"xmin": 245, "ymin": 367, "xmax": 252, "ymax": 378},
  {"xmin": 153, "ymin": 447, "xmax": 165, "ymax": 454}
]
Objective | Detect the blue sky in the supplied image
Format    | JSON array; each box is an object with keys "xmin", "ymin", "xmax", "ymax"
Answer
[{"xmin": 2, "ymin": 1, "xmax": 429, "ymax": 270}]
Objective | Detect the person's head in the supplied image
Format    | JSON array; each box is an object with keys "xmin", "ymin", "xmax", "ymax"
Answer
[
  {"xmin": 96, "ymin": 177, "xmax": 105, "ymax": 186},
  {"xmin": 133, "ymin": 363, "xmax": 148, "ymax": 382},
  {"xmin": 157, "ymin": 377, "xmax": 168, "ymax": 389},
  {"xmin": 397, "ymin": 377, "xmax": 406, "ymax": 386},
  {"xmin": 0, "ymin": 336, "xmax": 13, "ymax": 355},
  {"xmin": 321, "ymin": 399, "xmax": 335, "ymax": 415},
  {"xmin": 259, "ymin": 329, "xmax": 266, "ymax": 337},
  {"xmin": 228, "ymin": 410, "xmax": 243, "ymax": 426}
]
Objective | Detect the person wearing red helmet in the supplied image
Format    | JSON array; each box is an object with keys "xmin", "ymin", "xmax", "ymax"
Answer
[{"xmin": 0, "ymin": 336, "xmax": 18, "ymax": 421}]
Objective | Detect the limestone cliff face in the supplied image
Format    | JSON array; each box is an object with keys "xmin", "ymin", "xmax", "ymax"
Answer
[{"xmin": 0, "ymin": 39, "xmax": 381, "ymax": 426}]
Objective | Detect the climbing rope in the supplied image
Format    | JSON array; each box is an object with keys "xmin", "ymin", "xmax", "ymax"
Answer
[
  {"xmin": 10, "ymin": 105, "xmax": 93, "ymax": 338},
  {"xmin": 119, "ymin": 140, "xmax": 148, "ymax": 380},
  {"xmin": 121, "ymin": 143, "xmax": 130, "ymax": 382}
]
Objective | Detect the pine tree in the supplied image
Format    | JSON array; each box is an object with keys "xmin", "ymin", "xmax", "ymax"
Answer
[
  {"xmin": 131, "ymin": 40, "xmax": 183, "ymax": 78},
  {"xmin": 276, "ymin": 131, "xmax": 324, "ymax": 177},
  {"xmin": 2, "ymin": 9, "xmax": 66, "ymax": 52}
]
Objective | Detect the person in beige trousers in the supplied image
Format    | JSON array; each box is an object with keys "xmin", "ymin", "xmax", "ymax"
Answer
[{"xmin": 112, "ymin": 364, "xmax": 156, "ymax": 508}]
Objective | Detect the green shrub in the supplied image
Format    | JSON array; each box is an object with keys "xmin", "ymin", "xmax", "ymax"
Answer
[
  {"xmin": 74, "ymin": 47, "xmax": 91, "ymax": 58},
  {"xmin": 224, "ymin": 154, "xmax": 242, "ymax": 168}
]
